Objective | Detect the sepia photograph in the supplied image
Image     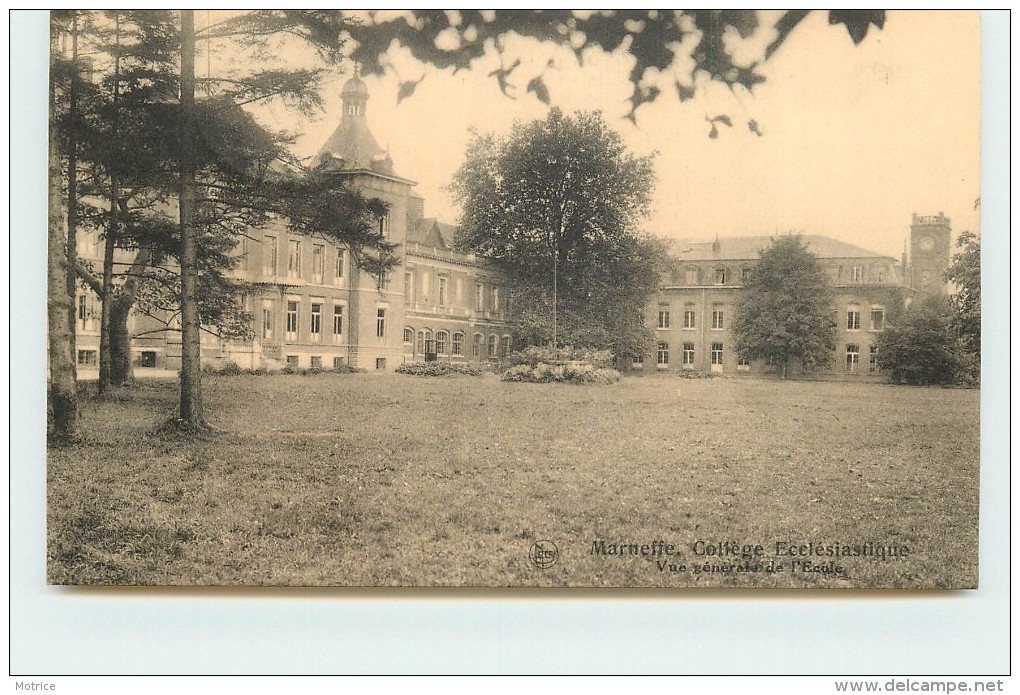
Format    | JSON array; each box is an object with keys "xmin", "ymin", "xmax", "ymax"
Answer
[{"xmin": 44, "ymin": 10, "xmax": 982, "ymax": 590}]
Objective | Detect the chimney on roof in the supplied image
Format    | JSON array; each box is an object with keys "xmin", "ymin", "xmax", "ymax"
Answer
[{"xmin": 712, "ymin": 234, "xmax": 721, "ymax": 255}]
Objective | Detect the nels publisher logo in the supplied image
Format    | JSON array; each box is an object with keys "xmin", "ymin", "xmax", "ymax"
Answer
[{"xmin": 529, "ymin": 540, "xmax": 559, "ymax": 569}]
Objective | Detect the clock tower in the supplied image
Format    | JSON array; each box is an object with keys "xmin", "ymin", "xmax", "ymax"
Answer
[{"xmin": 909, "ymin": 212, "xmax": 952, "ymax": 296}]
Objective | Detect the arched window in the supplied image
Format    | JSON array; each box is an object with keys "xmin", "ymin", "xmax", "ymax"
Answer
[
  {"xmin": 487, "ymin": 335, "xmax": 498, "ymax": 358},
  {"xmin": 436, "ymin": 330, "xmax": 449, "ymax": 355},
  {"xmin": 472, "ymin": 334, "xmax": 483, "ymax": 358},
  {"xmin": 452, "ymin": 332, "xmax": 464, "ymax": 356}
]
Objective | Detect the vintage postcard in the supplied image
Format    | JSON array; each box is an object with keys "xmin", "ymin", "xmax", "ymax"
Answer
[{"xmin": 46, "ymin": 10, "xmax": 981, "ymax": 588}]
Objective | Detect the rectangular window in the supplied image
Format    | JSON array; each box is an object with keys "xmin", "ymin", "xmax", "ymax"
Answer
[
  {"xmin": 737, "ymin": 356, "xmax": 751, "ymax": 371},
  {"xmin": 491, "ymin": 286, "xmax": 500, "ymax": 312},
  {"xmin": 851, "ymin": 266, "xmax": 863, "ymax": 283},
  {"xmin": 682, "ymin": 342, "xmax": 695, "ymax": 365},
  {"xmin": 436, "ymin": 331, "xmax": 448, "ymax": 355},
  {"xmin": 405, "ymin": 271, "xmax": 414, "ymax": 303},
  {"xmin": 286, "ymin": 355, "xmax": 299, "ymax": 367},
  {"xmin": 711, "ymin": 342, "xmax": 724, "ymax": 365},
  {"xmin": 264, "ymin": 236, "xmax": 278, "ymax": 275},
  {"xmin": 741, "ymin": 268, "xmax": 752, "ymax": 282},
  {"xmin": 657, "ymin": 309, "xmax": 670, "ymax": 329},
  {"xmin": 378, "ymin": 214, "xmax": 389, "ymax": 239},
  {"xmin": 683, "ymin": 308, "xmax": 696, "ymax": 329},
  {"xmin": 403, "ymin": 327, "xmax": 414, "ymax": 345},
  {"xmin": 501, "ymin": 336, "xmax": 512, "ymax": 358},
  {"xmin": 846, "ymin": 344, "xmax": 860, "ymax": 372},
  {"xmin": 310, "ymin": 302, "xmax": 322, "ymax": 341},
  {"xmin": 633, "ymin": 354, "xmax": 644, "ymax": 366},
  {"xmin": 875, "ymin": 267, "xmax": 885, "ymax": 283},
  {"xmin": 77, "ymin": 349, "xmax": 98, "ymax": 366},
  {"xmin": 439, "ymin": 277, "xmax": 448, "ymax": 307},
  {"xmin": 870, "ymin": 309, "xmax": 884, "ymax": 331},
  {"xmin": 685, "ymin": 268, "xmax": 699, "ymax": 285},
  {"xmin": 334, "ymin": 248, "xmax": 345, "ymax": 282},
  {"xmin": 869, "ymin": 345, "xmax": 879, "ymax": 373},
  {"xmin": 376, "ymin": 308, "xmax": 386, "ymax": 338},
  {"xmin": 712, "ymin": 309, "xmax": 724, "ymax": 330},
  {"xmin": 312, "ymin": 244, "xmax": 324, "ymax": 283},
  {"xmin": 310, "ymin": 356, "xmax": 322, "ymax": 369},
  {"xmin": 452, "ymin": 333, "xmax": 464, "ymax": 356},
  {"xmin": 475, "ymin": 284, "xmax": 484, "ymax": 311},
  {"xmin": 332, "ymin": 305, "xmax": 344, "ymax": 340},
  {"xmin": 422, "ymin": 272, "xmax": 430, "ymax": 301},
  {"xmin": 376, "ymin": 357, "xmax": 386, "ymax": 370},
  {"xmin": 847, "ymin": 310, "xmax": 861, "ymax": 330},
  {"xmin": 287, "ymin": 240, "xmax": 301, "ymax": 278},
  {"xmin": 261, "ymin": 300, "xmax": 275, "ymax": 340},
  {"xmin": 657, "ymin": 342, "xmax": 669, "ymax": 366},
  {"xmin": 286, "ymin": 300, "xmax": 298, "ymax": 339},
  {"xmin": 333, "ymin": 356, "xmax": 345, "ymax": 369},
  {"xmin": 377, "ymin": 272, "xmax": 390, "ymax": 291},
  {"xmin": 716, "ymin": 268, "xmax": 727, "ymax": 285}
]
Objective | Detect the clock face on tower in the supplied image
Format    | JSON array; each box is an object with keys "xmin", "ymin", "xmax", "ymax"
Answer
[{"xmin": 919, "ymin": 236, "xmax": 934, "ymax": 251}]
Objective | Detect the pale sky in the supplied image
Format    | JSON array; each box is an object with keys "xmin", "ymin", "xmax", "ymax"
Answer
[{"xmin": 225, "ymin": 11, "xmax": 983, "ymax": 259}]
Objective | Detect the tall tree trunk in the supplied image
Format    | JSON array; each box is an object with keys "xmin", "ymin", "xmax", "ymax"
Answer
[
  {"xmin": 178, "ymin": 10, "xmax": 205, "ymax": 428},
  {"xmin": 109, "ymin": 294, "xmax": 134, "ymax": 385},
  {"xmin": 98, "ymin": 13, "xmax": 121, "ymax": 396},
  {"xmin": 48, "ymin": 21, "xmax": 78, "ymax": 440},
  {"xmin": 98, "ymin": 196, "xmax": 117, "ymax": 394}
]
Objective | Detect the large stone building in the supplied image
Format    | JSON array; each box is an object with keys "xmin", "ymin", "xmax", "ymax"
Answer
[
  {"xmin": 70, "ymin": 71, "xmax": 952, "ymax": 379},
  {"xmin": 74, "ymin": 72, "xmax": 515, "ymax": 373},
  {"xmin": 634, "ymin": 213, "xmax": 952, "ymax": 377}
]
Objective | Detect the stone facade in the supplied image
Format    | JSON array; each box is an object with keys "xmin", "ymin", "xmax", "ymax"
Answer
[{"xmin": 633, "ymin": 226, "xmax": 946, "ymax": 378}]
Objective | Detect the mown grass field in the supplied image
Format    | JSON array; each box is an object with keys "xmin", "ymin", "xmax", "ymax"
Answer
[{"xmin": 47, "ymin": 373, "xmax": 979, "ymax": 588}]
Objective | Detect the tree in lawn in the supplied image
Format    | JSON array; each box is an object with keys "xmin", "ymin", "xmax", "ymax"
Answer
[
  {"xmin": 732, "ymin": 235, "xmax": 837, "ymax": 379},
  {"xmin": 450, "ymin": 108, "xmax": 661, "ymax": 354},
  {"xmin": 944, "ymin": 230, "xmax": 980, "ymax": 360},
  {"xmin": 876, "ymin": 295, "xmax": 962, "ymax": 386}
]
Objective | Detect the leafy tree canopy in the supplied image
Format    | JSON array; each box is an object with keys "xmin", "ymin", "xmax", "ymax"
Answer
[
  {"xmin": 732, "ymin": 235, "xmax": 836, "ymax": 377},
  {"xmin": 348, "ymin": 10, "xmax": 885, "ymax": 123},
  {"xmin": 450, "ymin": 107, "xmax": 663, "ymax": 352},
  {"xmin": 877, "ymin": 296, "xmax": 963, "ymax": 386},
  {"xmin": 945, "ymin": 230, "xmax": 980, "ymax": 356}
]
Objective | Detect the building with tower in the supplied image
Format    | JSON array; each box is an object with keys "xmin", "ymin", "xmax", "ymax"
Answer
[
  {"xmin": 68, "ymin": 70, "xmax": 953, "ymax": 379},
  {"xmin": 633, "ymin": 217, "xmax": 951, "ymax": 378}
]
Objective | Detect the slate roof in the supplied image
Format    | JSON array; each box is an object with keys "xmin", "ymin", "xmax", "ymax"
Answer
[
  {"xmin": 665, "ymin": 234, "xmax": 894, "ymax": 262},
  {"xmin": 408, "ymin": 217, "xmax": 459, "ymax": 249}
]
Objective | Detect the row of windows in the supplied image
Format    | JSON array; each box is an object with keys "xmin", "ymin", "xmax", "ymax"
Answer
[
  {"xmin": 649, "ymin": 342, "xmax": 880, "ymax": 373},
  {"xmin": 262, "ymin": 300, "xmax": 389, "ymax": 341},
  {"xmin": 657, "ymin": 308, "xmax": 725, "ymax": 330},
  {"xmin": 405, "ymin": 270, "xmax": 502, "ymax": 312},
  {"xmin": 261, "ymin": 237, "xmax": 348, "ymax": 285},
  {"xmin": 846, "ymin": 344, "xmax": 880, "ymax": 373},
  {"xmin": 656, "ymin": 306, "xmax": 885, "ymax": 333},
  {"xmin": 846, "ymin": 307, "xmax": 885, "ymax": 331},
  {"xmin": 672, "ymin": 267, "xmax": 752, "ymax": 286},
  {"xmin": 403, "ymin": 328, "xmax": 512, "ymax": 358},
  {"xmin": 653, "ymin": 342, "xmax": 725, "ymax": 366}
]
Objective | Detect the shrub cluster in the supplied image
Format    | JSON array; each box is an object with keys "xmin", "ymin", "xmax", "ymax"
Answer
[
  {"xmin": 507, "ymin": 345, "xmax": 614, "ymax": 369},
  {"xmin": 396, "ymin": 361, "xmax": 484, "ymax": 377},
  {"xmin": 675, "ymin": 369, "xmax": 717, "ymax": 379},
  {"xmin": 202, "ymin": 361, "xmax": 363, "ymax": 376},
  {"xmin": 501, "ymin": 361, "xmax": 620, "ymax": 385}
]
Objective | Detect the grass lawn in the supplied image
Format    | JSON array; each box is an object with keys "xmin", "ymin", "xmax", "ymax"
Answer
[{"xmin": 47, "ymin": 373, "xmax": 979, "ymax": 588}]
